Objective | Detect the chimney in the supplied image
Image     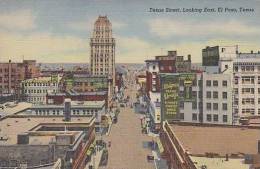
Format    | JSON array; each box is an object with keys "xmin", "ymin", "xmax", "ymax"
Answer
[
  {"xmin": 9, "ymin": 59, "xmax": 11, "ymax": 63},
  {"xmin": 225, "ymin": 154, "xmax": 229, "ymax": 161},
  {"xmin": 64, "ymin": 98, "xmax": 71, "ymax": 121},
  {"xmin": 187, "ymin": 54, "xmax": 191, "ymax": 61},
  {"xmin": 251, "ymin": 50, "xmax": 253, "ymax": 54}
]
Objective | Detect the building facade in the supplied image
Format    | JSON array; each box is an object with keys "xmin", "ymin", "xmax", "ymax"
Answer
[
  {"xmin": 0, "ymin": 60, "xmax": 40, "ymax": 95},
  {"xmin": 21, "ymin": 76, "xmax": 61, "ymax": 105},
  {"xmin": 219, "ymin": 51, "xmax": 260, "ymax": 122},
  {"xmin": 159, "ymin": 72, "xmax": 233, "ymax": 125},
  {"xmin": 202, "ymin": 72, "xmax": 233, "ymax": 124},
  {"xmin": 202, "ymin": 45, "xmax": 237, "ymax": 66},
  {"xmin": 90, "ymin": 16, "xmax": 115, "ymax": 86}
]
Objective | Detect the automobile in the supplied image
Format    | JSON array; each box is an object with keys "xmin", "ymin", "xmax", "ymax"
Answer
[
  {"xmin": 120, "ymin": 103, "xmax": 125, "ymax": 107},
  {"xmin": 147, "ymin": 155, "xmax": 154, "ymax": 161}
]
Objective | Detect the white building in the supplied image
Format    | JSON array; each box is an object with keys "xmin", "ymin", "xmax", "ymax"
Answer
[
  {"xmin": 18, "ymin": 100, "xmax": 106, "ymax": 123},
  {"xmin": 21, "ymin": 76, "xmax": 61, "ymax": 105},
  {"xmin": 219, "ymin": 49, "xmax": 260, "ymax": 123},
  {"xmin": 202, "ymin": 72, "xmax": 233, "ymax": 124},
  {"xmin": 147, "ymin": 92, "xmax": 161, "ymax": 131},
  {"xmin": 179, "ymin": 73, "xmax": 202, "ymax": 123}
]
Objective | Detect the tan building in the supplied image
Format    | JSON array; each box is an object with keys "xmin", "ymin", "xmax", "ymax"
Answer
[
  {"xmin": 90, "ymin": 16, "xmax": 116, "ymax": 86},
  {"xmin": 0, "ymin": 60, "xmax": 40, "ymax": 95}
]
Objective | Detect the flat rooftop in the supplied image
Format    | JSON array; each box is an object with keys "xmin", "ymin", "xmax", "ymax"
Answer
[
  {"xmin": 190, "ymin": 156, "xmax": 250, "ymax": 169},
  {"xmin": 170, "ymin": 124, "xmax": 260, "ymax": 156},
  {"xmin": 0, "ymin": 102, "xmax": 32, "ymax": 117},
  {"xmin": 32, "ymin": 100, "xmax": 105, "ymax": 109},
  {"xmin": 0, "ymin": 116, "xmax": 93, "ymax": 145}
]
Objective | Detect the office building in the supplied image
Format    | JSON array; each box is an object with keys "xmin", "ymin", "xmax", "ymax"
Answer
[
  {"xmin": 90, "ymin": 16, "xmax": 116, "ymax": 86},
  {"xmin": 0, "ymin": 60, "xmax": 40, "ymax": 95},
  {"xmin": 159, "ymin": 72, "xmax": 233, "ymax": 125},
  {"xmin": 21, "ymin": 75, "xmax": 61, "ymax": 104},
  {"xmin": 219, "ymin": 50, "xmax": 260, "ymax": 123}
]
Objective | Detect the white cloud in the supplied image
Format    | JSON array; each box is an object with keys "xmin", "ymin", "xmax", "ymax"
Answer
[
  {"xmin": 0, "ymin": 30, "xmax": 88, "ymax": 63},
  {"xmin": 112, "ymin": 21, "xmax": 127, "ymax": 29},
  {"xmin": 67, "ymin": 19, "xmax": 94, "ymax": 31},
  {"xmin": 116, "ymin": 36, "xmax": 161, "ymax": 63},
  {"xmin": 67, "ymin": 17, "xmax": 126, "ymax": 32},
  {"xmin": 148, "ymin": 18, "xmax": 260, "ymax": 38},
  {"xmin": 0, "ymin": 10, "xmax": 36, "ymax": 31},
  {"xmin": 115, "ymin": 35, "xmax": 260, "ymax": 63}
]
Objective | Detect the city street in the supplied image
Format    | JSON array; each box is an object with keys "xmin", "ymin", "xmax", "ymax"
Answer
[{"xmin": 99, "ymin": 78, "xmax": 155, "ymax": 169}]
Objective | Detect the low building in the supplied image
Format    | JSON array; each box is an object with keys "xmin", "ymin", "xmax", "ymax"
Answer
[
  {"xmin": 65, "ymin": 74, "xmax": 108, "ymax": 93},
  {"xmin": 202, "ymin": 45, "xmax": 237, "ymax": 66},
  {"xmin": 0, "ymin": 115, "xmax": 95, "ymax": 168},
  {"xmin": 18, "ymin": 100, "xmax": 106, "ymax": 123},
  {"xmin": 21, "ymin": 75, "xmax": 61, "ymax": 105},
  {"xmin": 147, "ymin": 92, "xmax": 161, "ymax": 132},
  {"xmin": 160, "ymin": 121, "xmax": 260, "ymax": 169},
  {"xmin": 46, "ymin": 90, "xmax": 108, "ymax": 106}
]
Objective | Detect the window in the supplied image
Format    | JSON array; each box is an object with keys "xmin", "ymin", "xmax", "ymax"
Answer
[
  {"xmin": 242, "ymin": 88, "xmax": 254, "ymax": 94},
  {"xmin": 234, "ymin": 66, "xmax": 238, "ymax": 72},
  {"xmin": 222, "ymin": 92, "xmax": 227, "ymax": 99},
  {"xmin": 192, "ymin": 102, "xmax": 197, "ymax": 109},
  {"xmin": 223, "ymin": 115, "xmax": 228, "ymax": 123},
  {"xmin": 242, "ymin": 98, "xmax": 255, "ymax": 105},
  {"xmin": 234, "ymin": 78, "xmax": 238, "ymax": 84},
  {"xmin": 213, "ymin": 80, "xmax": 218, "ymax": 87},
  {"xmin": 199, "ymin": 91, "xmax": 202, "ymax": 98},
  {"xmin": 179, "ymin": 101, "xmax": 184, "ymax": 109},
  {"xmin": 206, "ymin": 91, "xmax": 211, "ymax": 98},
  {"xmin": 206, "ymin": 80, "xmax": 211, "ymax": 87},
  {"xmin": 192, "ymin": 91, "xmax": 197, "ymax": 98},
  {"xmin": 206, "ymin": 114, "xmax": 212, "ymax": 122},
  {"xmin": 242, "ymin": 76, "xmax": 254, "ymax": 84},
  {"xmin": 206, "ymin": 103, "xmax": 211, "ymax": 110},
  {"xmin": 213, "ymin": 114, "xmax": 218, "ymax": 122},
  {"xmin": 213, "ymin": 103, "xmax": 218, "ymax": 110},
  {"xmin": 222, "ymin": 103, "xmax": 227, "ymax": 111},
  {"xmin": 222, "ymin": 80, "xmax": 227, "ymax": 87},
  {"xmin": 179, "ymin": 113, "xmax": 184, "ymax": 120},
  {"xmin": 192, "ymin": 113, "xmax": 197, "ymax": 121},
  {"xmin": 234, "ymin": 88, "xmax": 238, "ymax": 94},
  {"xmin": 213, "ymin": 91, "xmax": 218, "ymax": 99}
]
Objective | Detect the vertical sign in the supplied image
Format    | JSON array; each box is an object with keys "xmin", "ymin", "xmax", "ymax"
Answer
[
  {"xmin": 179, "ymin": 73, "xmax": 196, "ymax": 101},
  {"xmin": 161, "ymin": 74, "xmax": 179, "ymax": 121}
]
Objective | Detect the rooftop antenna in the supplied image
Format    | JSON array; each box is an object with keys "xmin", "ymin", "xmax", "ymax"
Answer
[{"xmin": 161, "ymin": 48, "xmax": 164, "ymax": 55}]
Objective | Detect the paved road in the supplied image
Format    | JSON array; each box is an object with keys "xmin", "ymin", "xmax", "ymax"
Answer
[{"xmin": 99, "ymin": 84, "xmax": 154, "ymax": 169}]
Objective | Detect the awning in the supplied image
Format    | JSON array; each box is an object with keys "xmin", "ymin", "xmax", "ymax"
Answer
[{"xmin": 156, "ymin": 138, "xmax": 164, "ymax": 154}]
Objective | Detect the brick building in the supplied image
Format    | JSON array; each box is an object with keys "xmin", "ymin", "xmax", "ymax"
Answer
[{"xmin": 0, "ymin": 60, "xmax": 40, "ymax": 95}]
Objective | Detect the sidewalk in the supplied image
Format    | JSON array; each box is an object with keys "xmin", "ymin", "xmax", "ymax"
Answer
[{"xmin": 85, "ymin": 148, "xmax": 104, "ymax": 169}]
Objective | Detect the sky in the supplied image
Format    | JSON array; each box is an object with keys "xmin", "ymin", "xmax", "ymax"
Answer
[{"xmin": 0, "ymin": 0, "xmax": 260, "ymax": 63}]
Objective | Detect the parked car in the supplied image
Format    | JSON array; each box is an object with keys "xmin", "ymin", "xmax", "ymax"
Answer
[{"xmin": 147, "ymin": 155, "xmax": 154, "ymax": 161}]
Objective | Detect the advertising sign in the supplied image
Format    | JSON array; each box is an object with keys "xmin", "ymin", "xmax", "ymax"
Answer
[
  {"xmin": 160, "ymin": 74, "xmax": 179, "ymax": 121},
  {"xmin": 179, "ymin": 73, "xmax": 196, "ymax": 101}
]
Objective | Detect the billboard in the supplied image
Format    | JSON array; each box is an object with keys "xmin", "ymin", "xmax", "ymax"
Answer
[{"xmin": 160, "ymin": 74, "xmax": 179, "ymax": 121}]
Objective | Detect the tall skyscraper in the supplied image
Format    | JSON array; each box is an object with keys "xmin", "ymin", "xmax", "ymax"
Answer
[{"xmin": 90, "ymin": 16, "xmax": 116, "ymax": 86}]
